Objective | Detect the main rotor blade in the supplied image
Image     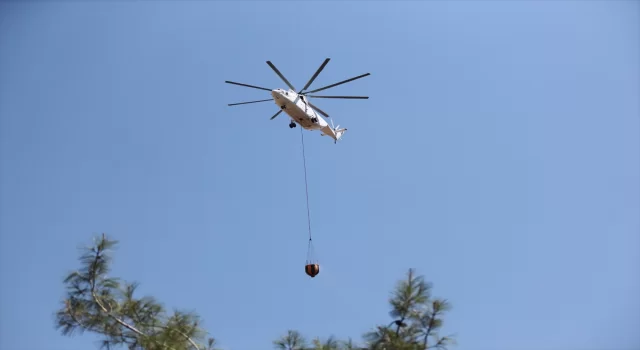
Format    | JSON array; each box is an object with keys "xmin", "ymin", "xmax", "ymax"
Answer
[
  {"xmin": 299, "ymin": 58, "xmax": 330, "ymax": 93},
  {"xmin": 270, "ymin": 109, "xmax": 283, "ymax": 120},
  {"xmin": 304, "ymin": 73, "xmax": 371, "ymax": 94},
  {"xmin": 228, "ymin": 99, "xmax": 273, "ymax": 106},
  {"xmin": 308, "ymin": 102, "xmax": 330, "ymax": 119},
  {"xmin": 225, "ymin": 80, "xmax": 272, "ymax": 91},
  {"xmin": 307, "ymin": 95, "xmax": 369, "ymax": 99},
  {"xmin": 266, "ymin": 61, "xmax": 296, "ymax": 91}
]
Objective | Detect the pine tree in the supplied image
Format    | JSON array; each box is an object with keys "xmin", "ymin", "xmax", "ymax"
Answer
[
  {"xmin": 311, "ymin": 335, "xmax": 340, "ymax": 350},
  {"xmin": 362, "ymin": 268, "xmax": 455, "ymax": 350},
  {"xmin": 272, "ymin": 332, "xmax": 361, "ymax": 350},
  {"xmin": 273, "ymin": 330, "xmax": 308, "ymax": 350},
  {"xmin": 275, "ymin": 269, "xmax": 456, "ymax": 350},
  {"xmin": 54, "ymin": 234, "xmax": 217, "ymax": 350}
]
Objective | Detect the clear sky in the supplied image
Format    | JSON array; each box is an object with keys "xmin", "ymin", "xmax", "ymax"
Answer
[{"xmin": 1, "ymin": 1, "xmax": 638, "ymax": 350}]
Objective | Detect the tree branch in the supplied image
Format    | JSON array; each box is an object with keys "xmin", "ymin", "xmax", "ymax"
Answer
[
  {"xmin": 86, "ymin": 235, "xmax": 181, "ymax": 350},
  {"xmin": 167, "ymin": 327, "xmax": 201, "ymax": 350},
  {"xmin": 89, "ymin": 243, "xmax": 146, "ymax": 338},
  {"xmin": 57, "ymin": 234, "xmax": 215, "ymax": 350}
]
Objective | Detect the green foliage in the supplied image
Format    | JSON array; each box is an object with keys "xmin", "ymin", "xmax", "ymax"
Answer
[
  {"xmin": 54, "ymin": 234, "xmax": 217, "ymax": 350},
  {"xmin": 273, "ymin": 330, "xmax": 308, "ymax": 350},
  {"xmin": 56, "ymin": 235, "xmax": 455, "ymax": 350},
  {"xmin": 271, "ymin": 333, "xmax": 359, "ymax": 350},
  {"xmin": 279, "ymin": 268, "xmax": 456, "ymax": 350},
  {"xmin": 311, "ymin": 335, "xmax": 340, "ymax": 350},
  {"xmin": 362, "ymin": 268, "xmax": 456, "ymax": 350}
]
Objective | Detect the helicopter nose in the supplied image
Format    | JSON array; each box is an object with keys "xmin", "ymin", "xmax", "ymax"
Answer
[{"xmin": 271, "ymin": 89, "xmax": 280, "ymax": 99}]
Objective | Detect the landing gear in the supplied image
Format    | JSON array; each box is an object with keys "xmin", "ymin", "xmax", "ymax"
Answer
[
  {"xmin": 280, "ymin": 105, "xmax": 287, "ymax": 110},
  {"xmin": 311, "ymin": 117, "xmax": 318, "ymax": 123},
  {"xmin": 289, "ymin": 122, "xmax": 296, "ymax": 128}
]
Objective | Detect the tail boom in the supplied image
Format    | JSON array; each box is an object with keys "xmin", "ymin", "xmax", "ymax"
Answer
[
  {"xmin": 334, "ymin": 127, "xmax": 347, "ymax": 141},
  {"xmin": 320, "ymin": 125, "xmax": 347, "ymax": 143}
]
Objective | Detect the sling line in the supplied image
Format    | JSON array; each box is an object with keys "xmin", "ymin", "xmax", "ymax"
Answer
[{"xmin": 300, "ymin": 128, "xmax": 312, "ymax": 244}]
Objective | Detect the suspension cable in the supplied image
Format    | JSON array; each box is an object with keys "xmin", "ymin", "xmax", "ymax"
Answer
[{"xmin": 300, "ymin": 127, "xmax": 312, "ymax": 243}]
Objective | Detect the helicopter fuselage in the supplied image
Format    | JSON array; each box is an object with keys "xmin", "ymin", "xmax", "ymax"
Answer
[{"xmin": 271, "ymin": 88, "xmax": 346, "ymax": 142}]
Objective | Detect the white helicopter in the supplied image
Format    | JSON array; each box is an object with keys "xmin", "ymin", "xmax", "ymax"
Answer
[{"xmin": 225, "ymin": 58, "xmax": 370, "ymax": 143}]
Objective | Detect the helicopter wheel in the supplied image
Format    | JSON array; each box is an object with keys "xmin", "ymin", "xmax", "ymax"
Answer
[
  {"xmin": 289, "ymin": 122, "xmax": 296, "ymax": 128},
  {"xmin": 311, "ymin": 117, "xmax": 318, "ymax": 123},
  {"xmin": 281, "ymin": 105, "xmax": 286, "ymax": 110}
]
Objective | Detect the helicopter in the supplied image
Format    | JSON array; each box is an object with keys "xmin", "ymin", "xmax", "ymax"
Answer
[{"xmin": 225, "ymin": 58, "xmax": 370, "ymax": 143}]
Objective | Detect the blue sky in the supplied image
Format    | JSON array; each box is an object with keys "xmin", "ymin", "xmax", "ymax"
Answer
[{"xmin": 1, "ymin": 1, "xmax": 638, "ymax": 350}]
